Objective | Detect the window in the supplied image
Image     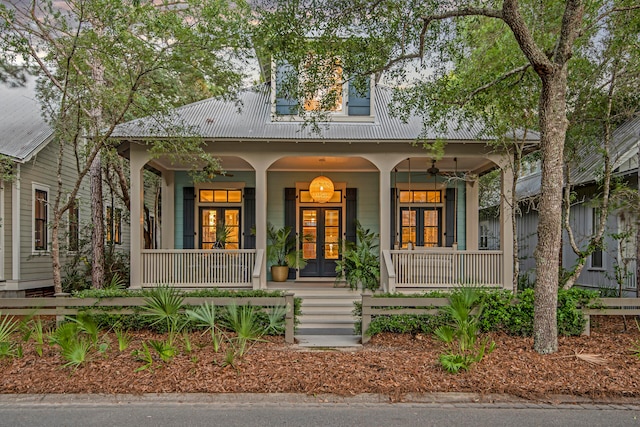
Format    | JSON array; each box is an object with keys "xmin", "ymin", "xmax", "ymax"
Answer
[
  {"xmin": 200, "ymin": 208, "xmax": 240, "ymax": 249},
  {"xmin": 299, "ymin": 190, "xmax": 342, "ymax": 203},
  {"xmin": 590, "ymin": 207, "xmax": 603, "ymax": 269},
  {"xmin": 33, "ymin": 186, "xmax": 49, "ymax": 251},
  {"xmin": 68, "ymin": 199, "xmax": 79, "ymax": 252},
  {"xmin": 302, "ymin": 61, "xmax": 344, "ymax": 113},
  {"xmin": 399, "ymin": 190, "xmax": 441, "ymax": 203},
  {"xmin": 106, "ymin": 206, "xmax": 122, "ymax": 245},
  {"xmin": 400, "ymin": 207, "xmax": 442, "ymax": 248},
  {"xmin": 199, "ymin": 189, "xmax": 242, "ymax": 203}
]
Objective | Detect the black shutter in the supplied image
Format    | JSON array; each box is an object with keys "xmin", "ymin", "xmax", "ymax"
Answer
[
  {"xmin": 390, "ymin": 188, "xmax": 397, "ymax": 249},
  {"xmin": 346, "ymin": 188, "xmax": 357, "ymax": 244},
  {"xmin": 243, "ymin": 188, "xmax": 256, "ymax": 249},
  {"xmin": 445, "ymin": 188, "xmax": 456, "ymax": 247},
  {"xmin": 284, "ymin": 188, "xmax": 297, "ymax": 279},
  {"xmin": 183, "ymin": 187, "xmax": 195, "ymax": 249}
]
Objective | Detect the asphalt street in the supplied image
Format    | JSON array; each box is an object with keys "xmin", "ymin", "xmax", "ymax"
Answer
[{"xmin": 0, "ymin": 394, "xmax": 639, "ymax": 427}]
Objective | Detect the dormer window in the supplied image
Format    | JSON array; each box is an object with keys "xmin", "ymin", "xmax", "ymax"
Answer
[
  {"xmin": 272, "ymin": 58, "xmax": 374, "ymax": 121},
  {"xmin": 302, "ymin": 60, "xmax": 344, "ymax": 113}
]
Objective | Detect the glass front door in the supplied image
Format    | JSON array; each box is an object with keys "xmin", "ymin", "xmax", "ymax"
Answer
[
  {"xmin": 400, "ymin": 207, "xmax": 442, "ymax": 248},
  {"xmin": 299, "ymin": 208, "xmax": 341, "ymax": 277},
  {"xmin": 199, "ymin": 207, "xmax": 240, "ymax": 249}
]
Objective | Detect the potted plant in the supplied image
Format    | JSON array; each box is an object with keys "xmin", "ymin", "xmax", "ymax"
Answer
[
  {"xmin": 335, "ymin": 221, "xmax": 380, "ymax": 291},
  {"xmin": 267, "ymin": 223, "xmax": 307, "ymax": 282}
]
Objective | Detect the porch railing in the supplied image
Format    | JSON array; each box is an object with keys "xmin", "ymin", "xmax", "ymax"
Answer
[
  {"xmin": 141, "ymin": 249, "xmax": 256, "ymax": 288},
  {"xmin": 386, "ymin": 249, "xmax": 503, "ymax": 290}
]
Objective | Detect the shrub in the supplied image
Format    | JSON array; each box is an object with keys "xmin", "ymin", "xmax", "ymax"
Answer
[
  {"xmin": 356, "ymin": 287, "xmax": 597, "ymax": 338},
  {"xmin": 71, "ymin": 288, "xmax": 301, "ymax": 335}
]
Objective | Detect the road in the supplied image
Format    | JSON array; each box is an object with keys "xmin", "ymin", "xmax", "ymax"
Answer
[{"xmin": 0, "ymin": 396, "xmax": 639, "ymax": 427}]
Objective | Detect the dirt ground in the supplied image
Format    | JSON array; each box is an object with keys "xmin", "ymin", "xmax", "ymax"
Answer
[{"xmin": 1, "ymin": 316, "xmax": 639, "ymax": 401}]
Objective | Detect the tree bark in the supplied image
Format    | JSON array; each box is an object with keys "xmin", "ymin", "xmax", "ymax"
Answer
[
  {"xmin": 637, "ymin": 142, "xmax": 640, "ymax": 297},
  {"xmin": 533, "ymin": 71, "xmax": 570, "ymax": 354},
  {"xmin": 90, "ymin": 152, "xmax": 105, "ymax": 289}
]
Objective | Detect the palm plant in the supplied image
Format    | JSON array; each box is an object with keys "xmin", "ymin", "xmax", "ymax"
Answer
[
  {"xmin": 186, "ymin": 302, "xmax": 224, "ymax": 352},
  {"xmin": 142, "ymin": 285, "xmax": 186, "ymax": 346},
  {"xmin": 222, "ymin": 303, "xmax": 264, "ymax": 357},
  {"xmin": 266, "ymin": 223, "xmax": 307, "ymax": 268},
  {"xmin": 434, "ymin": 286, "xmax": 495, "ymax": 373},
  {"xmin": 0, "ymin": 313, "xmax": 18, "ymax": 358},
  {"xmin": 265, "ymin": 304, "xmax": 288, "ymax": 335},
  {"xmin": 335, "ymin": 221, "xmax": 380, "ymax": 291}
]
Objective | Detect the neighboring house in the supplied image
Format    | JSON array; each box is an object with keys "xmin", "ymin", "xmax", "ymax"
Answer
[
  {"xmin": 0, "ymin": 80, "xmax": 131, "ymax": 296},
  {"xmin": 113, "ymin": 62, "xmax": 539, "ymax": 293},
  {"xmin": 480, "ymin": 116, "xmax": 640, "ymax": 296}
]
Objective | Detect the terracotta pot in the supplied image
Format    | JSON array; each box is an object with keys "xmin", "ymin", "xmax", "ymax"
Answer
[{"xmin": 271, "ymin": 265, "xmax": 290, "ymax": 282}]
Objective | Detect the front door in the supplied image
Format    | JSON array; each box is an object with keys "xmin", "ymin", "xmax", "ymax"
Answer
[
  {"xmin": 199, "ymin": 207, "xmax": 241, "ymax": 249},
  {"xmin": 299, "ymin": 208, "xmax": 341, "ymax": 277}
]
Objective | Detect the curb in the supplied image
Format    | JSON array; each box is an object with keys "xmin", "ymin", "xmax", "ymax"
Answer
[{"xmin": 0, "ymin": 393, "xmax": 638, "ymax": 409}]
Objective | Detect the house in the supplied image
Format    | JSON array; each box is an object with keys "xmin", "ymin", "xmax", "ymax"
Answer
[
  {"xmin": 0, "ymin": 80, "xmax": 130, "ymax": 296},
  {"xmin": 112, "ymin": 62, "xmax": 538, "ymax": 294},
  {"xmin": 480, "ymin": 116, "xmax": 640, "ymax": 296}
]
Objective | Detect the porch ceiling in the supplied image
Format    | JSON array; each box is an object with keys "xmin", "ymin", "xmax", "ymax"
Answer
[{"xmin": 269, "ymin": 156, "xmax": 377, "ymax": 172}]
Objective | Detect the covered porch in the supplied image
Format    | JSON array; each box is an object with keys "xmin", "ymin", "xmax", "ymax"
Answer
[{"xmin": 126, "ymin": 142, "xmax": 516, "ymax": 293}]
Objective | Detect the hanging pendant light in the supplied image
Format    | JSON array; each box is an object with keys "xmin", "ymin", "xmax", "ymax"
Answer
[{"xmin": 309, "ymin": 175, "xmax": 335, "ymax": 203}]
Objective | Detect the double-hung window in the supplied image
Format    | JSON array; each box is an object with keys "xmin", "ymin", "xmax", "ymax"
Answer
[{"xmin": 33, "ymin": 184, "xmax": 49, "ymax": 252}]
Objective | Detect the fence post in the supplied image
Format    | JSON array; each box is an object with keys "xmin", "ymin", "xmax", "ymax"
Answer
[
  {"xmin": 284, "ymin": 293, "xmax": 295, "ymax": 344},
  {"xmin": 54, "ymin": 292, "xmax": 70, "ymax": 326},
  {"xmin": 361, "ymin": 293, "xmax": 372, "ymax": 344},
  {"xmin": 582, "ymin": 311, "xmax": 591, "ymax": 336}
]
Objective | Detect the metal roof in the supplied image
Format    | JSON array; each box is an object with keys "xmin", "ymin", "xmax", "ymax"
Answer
[
  {"xmin": 112, "ymin": 84, "xmax": 539, "ymax": 143},
  {"xmin": 515, "ymin": 115, "xmax": 640, "ymax": 200},
  {"xmin": 0, "ymin": 79, "xmax": 53, "ymax": 162}
]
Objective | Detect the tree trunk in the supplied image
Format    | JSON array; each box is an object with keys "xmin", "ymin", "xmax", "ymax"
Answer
[
  {"xmin": 512, "ymin": 146, "xmax": 522, "ymax": 293},
  {"xmin": 533, "ymin": 71, "xmax": 569, "ymax": 354},
  {"xmin": 51, "ymin": 218, "xmax": 62, "ymax": 294},
  {"xmin": 637, "ymin": 142, "xmax": 640, "ymax": 297},
  {"xmin": 90, "ymin": 152, "xmax": 105, "ymax": 289}
]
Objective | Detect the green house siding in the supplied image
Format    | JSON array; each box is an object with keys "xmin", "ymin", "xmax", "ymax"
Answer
[
  {"xmin": 266, "ymin": 171, "xmax": 379, "ymax": 235},
  {"xmin": 172, "ymin": 170, "xmax": 467, "ymax": 249}
]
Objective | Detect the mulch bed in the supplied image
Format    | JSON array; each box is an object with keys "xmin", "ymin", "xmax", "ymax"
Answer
[{"xmin": 1, "ymin": 316, "xmax": 639, "ymax": 400}]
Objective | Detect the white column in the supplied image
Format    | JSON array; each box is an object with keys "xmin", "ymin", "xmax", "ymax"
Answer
[
  {"xmin": 255, "ymin": 163, "xmax": 268, "ymax": 289},
  {"xmin": 379, "ymin": 168, "xmax": 391, "ymax": 254},
  {"xmin": 11, "ymin": 164, "xmax": 20, "ymax": 281},
  {"xmin": 500, "ymin": 165, "xmax": 515, "ymax": 290},
  {"xmin": 160, "ymin": 170, "xmax": 175, "ymax": 249},
  {"xmin": 129, "ymin": 145, "xmax": 149, "ymax": 289},
  {"xmin": 466, "ymin": 179, "xmax": 479, "ymax": 250}
]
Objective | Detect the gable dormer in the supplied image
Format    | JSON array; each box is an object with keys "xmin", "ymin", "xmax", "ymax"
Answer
[{"xmin": 270, "ymin": 59, "xmax": 375, "ymax": 122}]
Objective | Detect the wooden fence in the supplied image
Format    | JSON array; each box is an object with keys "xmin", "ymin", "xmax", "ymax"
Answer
[
  {"xmin": 361, "ymin": 294, "xmax": 451, "ymax": 344},
  {"xmin": 362, "ymin": 295, "xmax": 640, "ymax": 342},
  {"xmin": 0, "ymin": 294, "xmax": 296, "ymax": 344},
  {"xmin": 581, "ymin": 298, "xmax": 640, "ymax": 336}
]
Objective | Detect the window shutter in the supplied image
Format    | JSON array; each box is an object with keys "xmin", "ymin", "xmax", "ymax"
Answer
[
  {"xmin": 390, "ymin": 188, "xmax": 397, "ymax": 249},
  {"xmin": 348, "ymin": 78, "xmax": 371, "ymax": 116},
  {"xmin": 275, "ymin": 63, "xmax": 299, "ymax": 115},
  {"xmin": 284, "ymin": 188, "xmax": 297, "ymax": 279},
  {"xmin": 243, "ymin": 188, "xmax": 256, "ymax": 249},
  {"xmin": 445, "ymin": 188, "xmax": 456, "ymax": 247},
  {"xmin": 346, "ymin": 188, "xmax": 357, "ymax": 244},
  {"xmin": 183, "ymin": 187, "xmax": 195, "ymax": 249}
]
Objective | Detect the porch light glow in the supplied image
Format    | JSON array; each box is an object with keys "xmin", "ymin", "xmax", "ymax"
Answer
[{"xmin": 309, "ymin": 175, "xmax": 335, "ymax": 203}]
